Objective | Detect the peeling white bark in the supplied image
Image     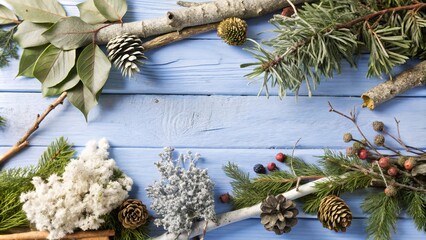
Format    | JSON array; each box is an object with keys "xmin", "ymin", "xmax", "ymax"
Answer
[
  {"xmin": 96, "ymin": 0, "xmax": 306, "ymax": 44},
  {"xmin": 152, "ymin": 177, "xmax": 331, "ymax": 240}
]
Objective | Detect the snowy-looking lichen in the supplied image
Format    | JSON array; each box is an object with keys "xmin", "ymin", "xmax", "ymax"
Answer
[
  {"xmin": 146, "ymin": 147, "xmax": 216, "ymax": 235},
  {"xmin": 20, "ymin": 138, "xmax": 133, "ymax": 239}
]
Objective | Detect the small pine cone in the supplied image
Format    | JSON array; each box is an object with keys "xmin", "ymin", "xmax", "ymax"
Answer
[
  {"xmin": 217, "ymin": 17, "xmax": 247, "ymax": 46},
  {"xmin": 318, "ymin": 195, "xmax": 352, "ymax": 232},
  {"xmin": 118, "ymin": 199, "xmax": 148, "ymax": 229},
  {"xmin": 260, "ymin": 195, "xmax": 299, "ymax": 235},
  {"xmin": 107, "ymin": 33, "xmax": 147, "ymax": 78}
]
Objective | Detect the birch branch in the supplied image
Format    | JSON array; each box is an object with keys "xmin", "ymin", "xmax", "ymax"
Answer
[
  {"xmin": 95, "ymin": 0, "xmax": 306, "ymax": 44},
  {"xmin": 152, "ymin": 177, "xmax": 332, "ymax": 240},
  {"xmin": 361, "ymin": 60, "xmax": 426, "ymax": 110}
]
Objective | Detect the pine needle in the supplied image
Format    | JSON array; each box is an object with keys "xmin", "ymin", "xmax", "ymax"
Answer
[
  {"xmin": 405, "ymin": 191, "xmax": 426, "ymax": 231},
  {"xmin": 0, "ymin": 137, "xmax": 74, "ymax": 232},
  {"xmin": 0, "ymin": 27, "xmax": 19, "ymax": 68},
  {"xmin": 0, "ymin": 117, "xmax": 5, "ymax": 126},
  {"xmin": 362, "ymin": 192, "xmax": 400, "ymax": 240}
]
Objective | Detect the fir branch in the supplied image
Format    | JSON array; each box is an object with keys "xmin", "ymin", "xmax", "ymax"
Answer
[
  {"xmin": 224, "ymin": 159, "xmax": 325, "ymax": 209},
  {"xmin": 0, "ymin": 27, "xmax": 18, "ymax": 68},
  {"xmin": 288, "ymin": 156, "xmax": 325, "ymax": 176},
  {"xmin": 406, "ymin": 191, "xmax": 426, "ymax": 231},
  {"xmin": 362, "ymin": 193, "xmax": 400, "ymax": 240},
  {"xmin": 0, "ymin": 117, "xmax": 5, "ymax": 126},
  {"xmin": 0, "ymin": 138, "xmax": 74, "ymax": 233}
]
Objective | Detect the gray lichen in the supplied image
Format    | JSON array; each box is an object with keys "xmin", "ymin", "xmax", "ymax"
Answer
[{"xmin": 146, "ymin": 147, "xmax": 216, "ymax": 235}]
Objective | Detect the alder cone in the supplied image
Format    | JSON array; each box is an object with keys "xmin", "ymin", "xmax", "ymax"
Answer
[
  {"xmin": 107, "ymin": 33, "xmax": 147, "ymax": 78},
  {"xmin": 260, "ymin": 195, "xmax": 299, "ymax": 235},
  {"xmin": 118, "ymin": 199, "xmax": 148, "ymax": 229},
  {"xmin": 318, "ymin": 195, "xmax": 352, "ymax": 232}
]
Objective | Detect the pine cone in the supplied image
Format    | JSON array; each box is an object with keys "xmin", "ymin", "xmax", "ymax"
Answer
[
  {"xmin": 217, "ymin": 17, "xmax": 247, "ymax": 46},
  {"xmin": 318, "ymin": 195, "xmax": 352, "ymax": 232},
  {"xmin": 118, "ymin": 199, "xmax": 148, "ymax": 229},
  {"xmin": 106, "ymin": 33, "xmax": 147, "ymax": 78},
  {"xmin": 260, "ymin": 195, "xmax": 299, "ymax": 235}
]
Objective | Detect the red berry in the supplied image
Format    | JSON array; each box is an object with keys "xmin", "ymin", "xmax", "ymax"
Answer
[
  {"xmin": 275, "ymin": 152, "xmax": 286, "ymax": 162},
  {"xmin": 378, "ymin": 157, "xmax": 390, "ymax": 169},
  {"xmin": 404, "ymin": 158, "xmax": 415, "ymax": 170},
  {"xmin": 219, "ymin": 193, "xmax": 231, "ymax": 203},
  {"xmin": 267, "ymin": 162, "xmax": 277, "ymax": 171},
  {"xmin": 387, "ymin": 167, "xmax": 398, "ymax": 177},
  {"xmin": 358, "ymin": 149, "xmax": 368, "ymax": 160}
]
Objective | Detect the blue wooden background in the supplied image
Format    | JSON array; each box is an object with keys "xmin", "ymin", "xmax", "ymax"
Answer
[{"xmin": 1, "ymin": 0, "xmax": 426, "ymax": 239}]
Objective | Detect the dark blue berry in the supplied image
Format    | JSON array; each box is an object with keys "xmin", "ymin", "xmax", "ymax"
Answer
[{"xmin": 253, "ymin": 164, "xmax": 266, "ymax": 174}]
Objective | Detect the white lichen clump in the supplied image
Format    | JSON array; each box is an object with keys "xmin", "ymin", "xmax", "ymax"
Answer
[
  {"xmin": 146, "ymin": 147, "xmax": 216, "ymax": 235},
  {"xmin": 20, "ymin": 138, "xmax": 133, "ymax": 239}
]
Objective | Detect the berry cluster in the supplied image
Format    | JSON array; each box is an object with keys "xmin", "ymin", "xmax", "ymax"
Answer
[{"xmin": 253, "ymin": 152, "xmax": 287, "ymax": 174}]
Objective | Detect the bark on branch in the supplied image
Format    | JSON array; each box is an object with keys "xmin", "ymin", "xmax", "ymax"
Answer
[
  {"xmin": 0, "ymin": 230, "xmax": 115, "ymax": 240},
  {"xmin": 361, "ymin": 61, "xmax": 426, "ymax": 110},
  {"xmin": 152, "ymin": 177, "xmax": 332, "ymax": 240},
  {"xmin": 0, "ymin": 92, "xmax": 68, "ymax": 165},
  {"xmin": 95, "ymin": 0, "xmax": 306, "ymax": 44}
]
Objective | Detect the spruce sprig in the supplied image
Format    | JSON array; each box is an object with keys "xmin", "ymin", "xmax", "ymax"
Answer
[
  {"xmin": 242, "ymin": 0, "xmax": 426, "ymax": 97},
  {"xmin": 0, "ymin": 116, "xmax": 5, "ymax": 126},
  {"xmin": 224, "ymin": 157, "xmax": 326, "ymax": 209},
  {"xmin": 406, "ymin": 191, "xmax": 426, "ymax": 231},
  {"xmin": 0, "ymin": 27, "xmax": 18, "ymax": 68},
  {"xmin": 0, "ymin": 137, "xmax": 74, "ymax": 232},
  {"xmin": 361, "ymin": 192, "xmax": 400, "ymax": 240}
]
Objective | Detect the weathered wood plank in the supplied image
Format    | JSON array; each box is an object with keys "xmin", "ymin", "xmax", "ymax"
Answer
[{"xmin": 0, "ymin": 93, "xmax": 424, "ymax": 148}]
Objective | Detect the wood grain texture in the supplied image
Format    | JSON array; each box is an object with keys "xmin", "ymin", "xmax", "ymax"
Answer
[
  {"xmin": 0, "ymin": 93, "xmax": 424, "ymax": 149},
  {"xmin": 0, "ymin": 0, "xmax": 425, "ymax": 239}
]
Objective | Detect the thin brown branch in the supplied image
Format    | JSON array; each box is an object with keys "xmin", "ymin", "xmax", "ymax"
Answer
[
  {"xmin": 0, "ymin": 230, "xmax": 115, "ymax": 240},
  {"xmin": 335, "ymin": 3, "xmax": 426, "ymax": 29},
  {"xmin": 328, "ymin": 102, "xmax": 381, "ymax": 156},
  {"xmin": 143, "ymin": 23, "xmax": 219, "ymax": 51},
  {"xmin": 0, "ymin": 92, "xmax": 68, "ymax": 165}
]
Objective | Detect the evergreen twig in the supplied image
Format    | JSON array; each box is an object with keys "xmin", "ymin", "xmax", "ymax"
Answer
[
  {"xmin": 0, "ymin": 27, "xmax": 18, "ymax": 68},
  {"xmin": 0, "ymin": 137, "xmax": 74, "ymax": 232},
  {"xmin": 243, "ymin": 0, "xmax": 426, "ymax": 97}
]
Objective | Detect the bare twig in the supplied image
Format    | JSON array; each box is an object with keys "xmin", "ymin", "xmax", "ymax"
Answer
[
  {"xmin": 142, "ymin": 23, "xmax": 219, "ymax": 51},
  {"xmin": 0, "ymin": 92, "xmax": 68, "ymax": 165},
  {"xmin": 255, "ymin": 175, "xmax": 324, "ymax": 183},
  {"xmin": 0, "ymin": 230, "xmax": 115, "ymax": 240},
  {"xmin": 328, "ymin": 102, "xmax": 381, "ymax": 156}
]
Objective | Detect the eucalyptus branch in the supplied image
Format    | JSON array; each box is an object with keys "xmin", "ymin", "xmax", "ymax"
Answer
[
  {"xmin": 152, "ymin": 177, "xmax": 333, "ymax": 240},
  {"xmin": 0, "ymin": 92, "xmax": 68, "ymax": 165}
]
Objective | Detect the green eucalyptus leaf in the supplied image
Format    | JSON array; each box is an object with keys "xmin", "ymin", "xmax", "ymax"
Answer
[
  {"xmin": 0, "ymin": 4, "xmax": 18, "ymax": 25},
  {"xmin": 5, "ymin": 0, "xmax": 66, "ymax": 23},
  {"xmin": 33, "ymin": 44, "xmax": 76, "ymax": 87},
  {"xmin": 77, "ymin": 0, "xmax": 107, "ymax": 24},
  {"xmin": 77, "ymin": 44, "xmax": 111, "ymax": 95},
  {"xmin": 14, "ymin": 21, "xmax": 51, "ymax": 48},
  {"xmin": 67, "ymin": 81, "xmax": 98, "ymax": 120},
  {"xmin": 42, "ymin": 68, "xmax": 80, "ymax": 97},
  {"xmin": 42, "ymin": 17, "xmax": 99, "ymax": 50},
  {"xmin": 17, "ymin": 45, "xmax": 49, "ymax": 78},
  {"xmin": 93, "ymin": 0, "xmax": 127, "ymax": 22}
]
